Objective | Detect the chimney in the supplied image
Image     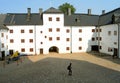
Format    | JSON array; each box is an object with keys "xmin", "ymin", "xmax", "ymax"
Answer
[
  {"xmin": 39, "ymin": 8, "xmax": 43, "ymax": 16},
  {"xmin": 102, "ymin": 10, "xmax": 105, "ymax": 14},
  {"xmin": 68, "ymin": 8, "xmax": 71, "ymax": 16},
  {"xmin": 88, "ymin": 9, "xmax": 91, "ymax": 15},
  {"xmin": 27, "ymin": 8, "xmax": 31, "ymax": 21}
]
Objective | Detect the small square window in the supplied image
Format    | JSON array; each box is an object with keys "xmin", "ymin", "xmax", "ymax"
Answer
[
  {"xmin": 56, "ymin": 37, "xmax": 60, "ymax": 40},
  {"xmin": 30, "ymin": 48, "xmax": 33, "ymax": 52},
  {"xmin": 79, "ymin": 38, "xmax": 82, "ymax": 41},
  {"xmin": 114, "ymin": 31, "xmax": 117, "ymax": 35},
  {"xmin": 1, "ymin": 33, "xmax": 4, "ymax": 37},
  {"xmin": 56, "ymin": 17, "xmax": 60, "ymax": 21},
  {"xmin": 21, "ymin": 29, "xmax": 24, "ymax": 33},
  {"xmin": 21, "ymin": 39, "xmax": 25, "ymax": 43},
  {"xmin": 49, "ymin": 17, "xmax": 52, "ymax": 21},
  {"xmin": 108, "ymin": 31, "xmax": 111, "ymax": 35},
  {"xmin": 66, "ymin": 38, "xmax": 70, "ymax": 41},
  {"xmin": 56, "ymin": 28, "xmax": 60, "ymax": 32},
  {"xmin": 66, "ymin": 47, "xmax": 70, "ymax": 50},
  {"xmin": 10, "ymin": 39, "xmax": 14, "ymax": 43},
  {"xmin": 29, "ymin": 39, "xmax": 33, "ymax": 43},
  {"xmin": 79, "ymin": 29, "xmax": 82, "ymax": 33},
  {"xmin": 66, "ymin": 29, "xmax": 70, "ymax": 33},
  {"xmin": 79, "ymin": 46, "xmax": 82, "ymax": 50},
  {"xmin": 21, "ymin": 48, "xmax": 25, "ymax": 52},
  {"xmin": 10, "ymin": 29, "xmax": 13, "ymax": 33},
  {"xmin": 49, "ymin": 37, "xmax": 52, "ymax": 41},
  {"xmin": 29, "ymin": 29, "xmax": 33, "ymax": 33},
  {"xmin": 49, "ymin": 28, "xmax": 52, "ymax": 32},
  {"xmin": 92, "ymin": 37, "xmax": 95, "ymax": 41},
  {"xmin": 2, "ymin": 43, "xmax": 4, "ymax": 48},
  {"xmin": 92, "ymin": 29, "xmax": 95, "ymax": 32}
]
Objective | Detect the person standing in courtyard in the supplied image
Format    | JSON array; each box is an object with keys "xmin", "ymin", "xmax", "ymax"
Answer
[{"xmin": 67, "ymin": 63, "xmax": 72, "ymax": 76}]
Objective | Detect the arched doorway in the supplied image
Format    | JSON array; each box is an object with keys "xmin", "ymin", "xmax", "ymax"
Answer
[{"xmin": 49, "ymin": 46, "xmax": 59, "ymax": 53}]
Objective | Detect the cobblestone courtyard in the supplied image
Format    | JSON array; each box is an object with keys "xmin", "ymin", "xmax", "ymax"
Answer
[{"xmin": 0, "ymin": 52, "xmax": 120, "ymax": 83}]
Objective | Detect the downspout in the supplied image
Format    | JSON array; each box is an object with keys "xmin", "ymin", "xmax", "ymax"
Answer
[
  {"xmin": 34, "ymin": 25, "xmax": 37, "ymax": 55},
  {"xmin": 117, "ymin": 23, "xmax": 120, "ymax": 58},
  {"xmin": 98, "ymin": 16, "xmax": 100, "ymax": 53},
  {"xmin": 70, "ymin": 26, "xmax": 72, "ymax": 53}
]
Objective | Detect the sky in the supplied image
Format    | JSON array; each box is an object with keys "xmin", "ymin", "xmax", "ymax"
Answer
[{"xmin": 0, "ymin": 0, "xmax": 120, "ymax": 15}]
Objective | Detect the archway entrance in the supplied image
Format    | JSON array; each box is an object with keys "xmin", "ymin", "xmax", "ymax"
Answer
[{"xmin": 49, "ymin": 46, "xmax": 59, "ymax": 53}]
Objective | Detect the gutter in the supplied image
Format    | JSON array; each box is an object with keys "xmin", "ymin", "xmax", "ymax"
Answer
[{"xmin": 117, "ymin": 23, "xmax": 120, "ymax": 58}]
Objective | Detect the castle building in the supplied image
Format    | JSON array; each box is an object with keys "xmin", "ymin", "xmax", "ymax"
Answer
[{"xmin": 0, "ymin": 7, "xmax": 120, "ymax": 58}]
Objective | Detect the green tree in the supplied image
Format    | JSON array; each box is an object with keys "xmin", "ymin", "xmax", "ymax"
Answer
[{"xmin": 58, "ymin": 3, "xmax": 76, "ymax": 14}]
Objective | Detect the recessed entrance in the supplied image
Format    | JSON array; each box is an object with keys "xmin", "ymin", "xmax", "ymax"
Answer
[{"xmin": 49, "ymin": 46, "xmax": 59, "ymax": 53}]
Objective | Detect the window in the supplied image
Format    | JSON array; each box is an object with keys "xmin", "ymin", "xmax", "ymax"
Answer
[
  {"xmin": 92, "ymin": 29, "xmax": 95, "ymax": 32},
  {"xmin": 96, "ymin": 29, "xmax": 99, "ymax": 32},
  {"xmin": 2, "ymin": 43, "xmax": 4, "ymax": 48},
  {"xmin": 79, "ymin": 38, "xmax": 82, "ymax": 41},
  {"xmin": 114, "ymin": 31, "xmax": 117, "ymax": 35},
  {"xmin": 21, "ymin": 29, "xmax": 24, "ymax": 33},
  {"xmin": 49, "ymin": 17, "xmax": 52, "ymax": 21},
  {"xmin": 40, "ymin": 31, "xmax": 43, "ymax": 33},
  {"xmin": 30, "ymin": 48, "xmax": 33, "ymax": 52},
  {"xmin": 108, "ymin": 31, "xmax": 111, "ymax": 35},
  {"xmin": 79, "ymin": 46, "xmax": 82, "ymax": 50},
  {"xmin": 10, "ymin": 29, "xmax": 13, "ymax": 33},
  {"xmin": 99, "ymin": 37, "xmax": 102, "ymax": 41},
  {"xmin": 45, "ymin": 36, "xmax": 47, "ymax": 38},
  {"xmin": 92, "ymin": 37, "xmax": 95, "ymax": 41},
  {"xmin": 49, "ymin": 37, "xmax": 52, "ymax": 41},
  {"xmin": 29, "ymin": 39, "xmax": 33, "ymax": 43},
  {"xmin": 29, "ymin": 29, "xmax": 33, "ymax": 33},
  {"xmin": 56, "ymin": 28, "xmax": 60, "ymax": 32},
  {"xmin": 114, "ymin": 42, "xmax": 117, "ymax": 45},
  {"xmin": 10, "ymin": 39, "xmax": 14, "ymax": 43},
  {"xmin": 66, "ymin": 47, "xmax": 70, "ymax": 50},
  {"xmin": 66, "ymin": 38, "xmax": 70, "ymax": 41},
  {"xmin": 79, "ymin": 29, "xmax": 82, "ymax": 33},
  {"xmin": 99, "ymin": 29, "xmax": 102, "ymax": 32},
  {"xmin": 49, "ymin": 28, "xmax": 52, "ymax": 32},
  {"xmin": 21, "ymin": 39, "xmax": 25, "ymax": 43},
  {"xmin": 56, "ymin": 17, "xmax": 60, "ymax": 21},
  {"xmin": 99, "ymin": 46, "xmax": 102, "ymax": 49},
  {"xmin": 108, "ymin": 47, "xmax": 113, "ymax": 52},
  {"xmin": 56, "ymin": 37, "xmax": 60, "ymax": 40},
  {"xmin": 96, "ymin": 37, "xmax": 99, "ymax": 40},
  {"xmin": 40, "ymin": 42, "xmax": 43, "ymax": 44},
  {"xmin": 21, "ymin": 48, "xmax": 25, "ymax": 52},
  {"xmin": 66, "ymin": 29, "xmax": 70, "ymax": 33},
  {"xmin": 1, "ymin": 33, "xmax": 4, "ymax": 37}
]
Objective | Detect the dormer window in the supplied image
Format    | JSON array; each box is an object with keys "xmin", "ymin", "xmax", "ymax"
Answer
[{"xmin": 75, "ymin": 18, "xmax": 80, "ymax": 22}]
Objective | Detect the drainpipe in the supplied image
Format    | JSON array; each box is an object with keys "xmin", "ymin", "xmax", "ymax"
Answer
[
  {"xmin": 117, "ymin": 23, "xmax": 120, "ymax": 58},
  {"xmin": 70, "ymin": 26, "xmax": 72, "ymax": 53},
  {"xmin": 34, "ymin": 25, "xmax": 37, "ymax": 55}
]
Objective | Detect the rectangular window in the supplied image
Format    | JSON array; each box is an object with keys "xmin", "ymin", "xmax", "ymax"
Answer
[
  {"xmin": 66, "ymin": 47, "xmax": 70, "ymax": 50},
  {"xmin": 79, "ymin": 46, "xmax": 82, "ymax": 50},
  {"xmin": 79, "ymin": 29, "xmax": 82, "ymax": 33},
  {"xmin": 114, "ymin": 31, "xmax": 117, "ymax": 35},
  {"xmin": 66, "ymin": 38, "xmax": 70, "ymax": 41},
  {"xmin": 114, "ymin": 42, "xmax": 117, "ymax": 45},
  {"xmin": 56, "ymin": 17, "xmax": 60, "ymax": 21},
  {"xmin": 92, "ymin": 29, "xmax": 95, "ymax": 32},
  {"xmin": 30, "ymin": 48, "xmax": 33, "ymax": 52},
  {"xmin": 21, "ymin": 29, "xmax": 24, "ymax": 33},
  {"xmin": 2, "ymin": 43, "xmax": 4, "ymax": 48},
  {"xmin": 21, "ymin": 48, "xmax": 25, "ymax": 52},
  {"xmin": 99, "ymin": 29, "xmax": 102, "ymax": 32},
  {"xmin": 108, "ymin": 31, "xmax": 111, "ymax": 35},
  {"xmin": 92, "ymin": 37, "xmax": 95, "ymax": 41},
  {"xmin": 49, "ymin": 37, "xmax": 52, "ymax": 41},
  {"xmin": 10, "ymin": 39, "xmax": 14, "ymax": 43},
  {"xmin": 66, "ymin": 29, "xmax": 70, "ymax": 33},
  {"xmin": 10, "ymin": 29, "xmax": 13, "ymax": 33},
  {"xmin": 108, "ymin": 47, "xmax": 113, "ymax": 52},
  {"xmin": 49, "ymin": 28, "xmax": 52, "ymax": 32},
  {"xmin": 99, "ymin": 46, "xmax": 102, "ymax": 49},
  {"xmin": 21, "ymin": 39, "xmax": 25, "ymax": 43},
  {"xmin": 79, "ymin": 38, "xmax": 82, "ymax": 41},
  {"xmin": 56, "ymin": 37, "xmax": 60, "ymax": 40},
  {"xmin": 29, "ymin": 29, "xmax": 33, "ymax": 33},
  {"xmin": 29, "ymin": 39, "xmax": 33, "ymax": 43},
  {"xmin": 49, "ymin": 17, "xmax": 52, "ymax": 21},
  {"xmin": 96, "ymin": 29, "xmax": 99, "ymax": 32},
  {"xmin": 56, "ymin": 28, "xmax": 60, "ymax": 32},
  {"xmin": 1, "ymin": 33, "xmax": 4, "ymax": 37}
]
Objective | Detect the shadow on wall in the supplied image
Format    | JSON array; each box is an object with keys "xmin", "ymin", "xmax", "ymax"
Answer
[{"xmin": 0, "ymin": 56, "xmax": 120, "ymax": 83}]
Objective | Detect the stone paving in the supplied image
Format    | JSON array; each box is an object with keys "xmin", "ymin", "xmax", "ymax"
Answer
[{"xmin": 0, "ymin": 52, "xmax": 120, "ymax": 83}]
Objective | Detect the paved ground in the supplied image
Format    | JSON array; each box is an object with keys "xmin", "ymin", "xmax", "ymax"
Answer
[{"xmin": 0, "ymin": 52, "xmax": 120, "ymax": 83}]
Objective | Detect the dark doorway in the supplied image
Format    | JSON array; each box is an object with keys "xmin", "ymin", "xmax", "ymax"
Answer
[
  {"xmin": 9, "ymin": 50, "xmax": 14, "ymax": 55},
  {"xmin": 91, "ymin": 45, "xmax": 99, "ymax": 51},
  {"xmin": 1, "ymin": 51, "xmax": 5, "ymax": 60},
  {"xmin": 49, "ymin": 46, "xmax": 59, "ymax": 53},
  {"xmin": 40, "ymin": 49, "xmax": 43, "ymax": 54},
  {"xmin": 113, "ymin": 48, "xmax": 118, "ymax": 58}
]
